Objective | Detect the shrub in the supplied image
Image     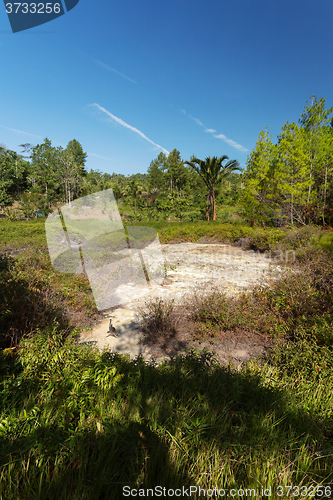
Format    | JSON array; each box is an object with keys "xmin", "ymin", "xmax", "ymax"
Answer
[
  {"xmin": 277, "ymin": 225, "xmax": 322, "ymax": 251},
  {"xmin": 138, "ymin": 297, "xmax": 179, "ymax": 340},
  {"xmin": 0, "ymin": 254, "xmax": 69, "ymax": 349},
  {"xmin": 312, "ymin": 231, "xmax": 333, "ymax": 255},
  {"xmin": 267, "ymin": 328, "xmax": 333, "ymax": 381},
  {"xmin": 190, "ymin": 246, "xmax": 333, "ymax": 346}
]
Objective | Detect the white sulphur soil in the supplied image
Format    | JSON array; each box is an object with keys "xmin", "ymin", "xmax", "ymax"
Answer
[{"xmin": 77, "ymin": 243, "xmax": 285, "ymax": 362}]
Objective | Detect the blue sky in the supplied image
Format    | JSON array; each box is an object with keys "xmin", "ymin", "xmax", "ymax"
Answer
[{"xmin": 1, "ymin": 0, "xmax": 333, "ymax": 176}]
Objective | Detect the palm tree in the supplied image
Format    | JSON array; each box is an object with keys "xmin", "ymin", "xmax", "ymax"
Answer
[
  {"xmin": 150, "ymin": 187, "xmax": 160, "ymax": 207},
  {"xmin": 122, "ymin": 179, "xmax": 143, "ymax": 219},
  {"xmin": 140, "ymin": 190, "xmax": 149, "ymax": 208},
  {"xmin": 184, "ymin": 155, "xmax": 242, "ymax": 220},
  {"xmin": 140, "ymin": 186, "xmax": 159, "ymax": 208}
]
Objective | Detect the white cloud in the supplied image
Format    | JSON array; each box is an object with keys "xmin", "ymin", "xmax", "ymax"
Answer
[
  {"xmin": 180, "ymin": 109, "xmax": 248, "ymax": 153},
  {"xmin": 213, "ymin": 133, "xmax": 248, "ymax": 152},
  {"xmin": 92, "ymin": 59, "xmax": 137, "ymax": 84},
  {"xmin": 193, "ymin": 117, "xmax": 204, "ymax": 127},
  {"xmin": 0, "ymin": 125, "xmax": 43, "ymax": 139},
  {"xmin": 181, "ymin": 110, "xmax": 204, "ymax": 127},
  {"xmin": 91, "ymin": 103, "xmax": 169, "ymax": 155}
]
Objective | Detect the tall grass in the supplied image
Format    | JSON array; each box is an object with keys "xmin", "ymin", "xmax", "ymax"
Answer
[
  {"xmin": 0, "ymin": 219, "xmax": 332, "ymax": 498},
  {"xmin": 0, "ymin": 328, "xmax": 332, "ymax": 499},
  {"xmin": 0, "ymin": 249, "xmax": 96, "ymax": 349}
]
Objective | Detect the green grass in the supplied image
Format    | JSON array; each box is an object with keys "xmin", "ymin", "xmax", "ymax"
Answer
[
  {"xmin": 0, "ymin": 330, "xmax": 332, "ymax": 499},
  {"xmin": 0, "ymin": 214, "xmax": 285, "ymax": 252},
  {"xmin": 127, "ymin": 220, "xmax": 285, "ymax": 250},
  {"xmin": 0, "ymin": 247, "xmax": 96, "ymax": 349},
  {"xmin": 0, "ymin": 219, "xmax": 47, "ymax": 251},
  {"xmin": 0, "ymin": 219, "xmax": 333, "ymax": 498},
  {"xmin": 118, "ymin": 200, "xmax": 246, "ymax": 225}
]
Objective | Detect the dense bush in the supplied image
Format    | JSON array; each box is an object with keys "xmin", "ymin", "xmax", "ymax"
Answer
[
  {"xmin": 0, "ymin": 252, "xmax": 68, "ymax": 348},
  {"xmin": 0, "ymin": 249, "xmax": 96, "ymax": 350},
  {"xmin": 191, "ymin": 235, "xmax": 333, "ymax": 347}
]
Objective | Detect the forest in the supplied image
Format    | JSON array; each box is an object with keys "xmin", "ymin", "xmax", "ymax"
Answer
[
  {"xmin": 0, "ymin": 138, "xmax": 241, "ymax": 223},
  {"xmin": 1, "ymin": 96, "xmax": 333, "ymax": 228}
]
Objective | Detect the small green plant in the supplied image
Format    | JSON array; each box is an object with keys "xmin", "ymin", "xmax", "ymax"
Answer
[
  {"xmin": 139, "ymin": 297, "xmax": 179, "ymax": 338},
  {"xmin": 4, "ymin": 208, "xmax": 19, "ymax": 221},
  {"xmin": 267, "ymin": 328, "xmax": 333, "ymax": 381}
]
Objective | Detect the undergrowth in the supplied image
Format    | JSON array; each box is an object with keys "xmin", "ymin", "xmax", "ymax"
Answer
[
  {"xmin": 0, "ymin": 249, "xmax": 96, "ymax": 349},
  {"xmin": 0, "ymin": 220, "xmax": 333, "ymax": 497},
  {"xmin": 0, "ymin": 328, "xmax": 332, "ymax": 499}
]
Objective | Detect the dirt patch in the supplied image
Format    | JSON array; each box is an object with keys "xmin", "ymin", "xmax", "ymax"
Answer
[
  {"xmin": 66, "ymin": 306, "xmax": 102, "ymax": 330},
  {"xmin": 82, "ymin": 242, "xmax": 283, "ymax": 367},
  {"xmin": 138, "ymin": 304, "xmax": 276, "ymax": 368},
  {"xmin": 197, "ymin": 236, "xmax": 226, "ymax": 244}
]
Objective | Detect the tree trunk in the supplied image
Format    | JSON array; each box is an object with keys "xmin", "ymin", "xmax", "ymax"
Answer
[
  {"xmin": 206, "ymin": 192, "xmax": 210, "ymax": 221},
  {"xmin": 212, "ymin": 185, "xmax": 216, "ymax": 220},
  {"xmin": 290, "ymin": 164, "xmax": 294, "ymax": 226},
  {"xmin": 323, "ymin": 163, "xmax": 328, "ymax": 226},
  {"xmin": 291, "ymin": 191, "xmax": 293, "ymax": 226}
]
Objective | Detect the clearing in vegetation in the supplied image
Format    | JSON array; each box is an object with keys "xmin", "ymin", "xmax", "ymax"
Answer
[{"xmin": 0, "ymin": 219, "xmax": 333, "ymax": 498}]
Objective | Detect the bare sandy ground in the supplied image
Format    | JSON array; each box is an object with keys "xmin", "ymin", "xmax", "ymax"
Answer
[{"xmin": 78, "ymin": 242, "xmax": 285, "ymax": 367}]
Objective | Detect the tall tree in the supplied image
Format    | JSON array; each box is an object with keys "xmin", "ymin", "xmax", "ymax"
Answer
[
  {"xmin": 57, "ymin": 148, "xmax": 80, "ymax": 205},
  {"xmin": 319, "ymin": 126, "xmax": 333, "ymax": 224},
  {"xmin": 147, "ymin": 152, "xmax": 166, "ymax": 190},
  {"xmin": 276, "ymin": 122, "xmax": 310, "ymax": 225},
  {"xmin": 299, "ymin": 96, "xmax": 333, "ymax": 204},
  {"xmin": 66, "ymin": 139, "xmax": 87, "ymax": 175},
  {"xmin": 30, "ymin": 138, "xmax": 58, "ymax": 198},
  {"xmin": 242, "ymin": 96, "xmax": 333, "ymax": 227},
  {"xmin": 165, "ymin": 149, "xmax": 188, "ymax": 197},
  {"xmin": 185, "ymin": 155, "xmax": 241, "ymax": 220},
  {"xmin": 0, "ymin": 147, "xmax": 28, "ymax": 210},
  {"xmin": 122, "ymin": 179, "xmax": 143, "ymax": 219},
  {"xmin": 19, "ymin": 143, "xmax": 34, "ymax": 162}
]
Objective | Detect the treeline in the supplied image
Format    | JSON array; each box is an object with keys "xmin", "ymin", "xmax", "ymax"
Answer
[
  {"xmin": 0, "ymin": 138, "xmax": 89, "ymax": 217},
  {"xmin": 242, "ymin": 96, "xmax": 333, "ymax": 226},
  {"xmin": 3, "ymin": 95, "xmax": 331, "ymax": 227},
  {"xmin": 0, "ymin": 139, "xmax": 241, "ymax": 221}
]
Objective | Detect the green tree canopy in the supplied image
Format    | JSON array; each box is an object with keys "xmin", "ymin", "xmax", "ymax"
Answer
[
  {"xmin": 147, "ymin": 152, "xmax": 167, "ymax": 190},
  {"xmin": 165, "ymin": 149, "xmax": 189, "ymax": 197},
  {"xmin": 66, "ymin": 139, "xmax": 87, "ymax": 175},
  {"xmin": 242, "ymin": 96, "xmax": 333, "ymax": 226},
  {"xmin": 241, "ymin": 128, "xmax": 280, "ymax": 225},
  {"xmin": 122, "ymin": 179, "xmax": 144, "ymax": 218},
  {"xmin": 0, "ymin": 147, "xmax": 29, "ymax": 203},
  {"xmin": 30, "ymin": 138, "xmax": 58, "ymax": 199},
  {"xmin": 185, "ymin": 155, "xmax": 241, "ymax": 220}
]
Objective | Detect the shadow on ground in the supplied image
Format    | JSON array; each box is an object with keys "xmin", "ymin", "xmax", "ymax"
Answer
[{"xmin": 0, "ymin": 349, "xmax": 329, "ymax": 499}]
